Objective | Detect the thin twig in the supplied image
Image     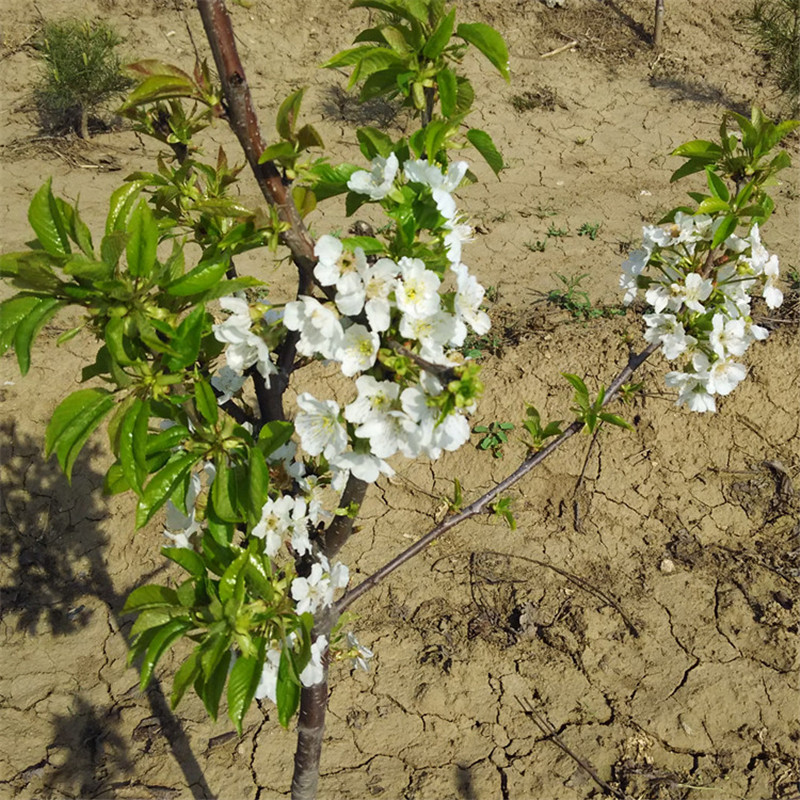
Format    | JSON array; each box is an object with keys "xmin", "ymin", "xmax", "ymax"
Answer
[
  {"xmin": 516, "ymin": 697, "xmax": 627, "ymax": 799},
  {"xmin": 540, "ymin": 40, "xmax": 578, "ymax": 59},
  {"xmin": 336, "ymin": 343, "xmax": 659, "ymax": 613}
]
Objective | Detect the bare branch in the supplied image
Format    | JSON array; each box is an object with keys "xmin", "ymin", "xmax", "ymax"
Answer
[{"xmin": 336, "ymin": 342, "xmax": 659, "ymax": 612}]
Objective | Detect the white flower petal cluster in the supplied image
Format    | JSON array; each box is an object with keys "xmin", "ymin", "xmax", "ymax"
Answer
[
  {"xmin": 251, "ymin": 493, "xmax": 314, "ymax": 557},
  {"xmin": 213, "ymin": 296, "xmax": 277, "ymax": 384},
  {"xmin": 290, "ymin": 554, "xmax": 350, "ymax": 616},
  {"xmin": 285, "ymin": 155, "xmax": 488, "ymax": 481},
  {"xmin": 623, "ymin": 217, "xmax": 781, "ymax": 412},
  {"xmin": 347, "ymin": 153, "xmax": 399, "ymax": 200}
]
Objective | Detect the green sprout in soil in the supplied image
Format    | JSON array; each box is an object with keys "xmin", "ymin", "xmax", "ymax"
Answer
[
  {"xmin": 578, "ymin": 221, "xmax": 600, "ymax": 240},
  {"xmin": 546, "ymin": 272, "xmax": 626, "ymax": 322},
  {"xmin": 524, "ymin": 239, "xmax": 547, "ymax": 252},
  {"xmin": 473, "ymin": 421, "xmax": 515, "ymax": 458},
  {"xmin": 546, "ymin": 222, "xmax": 569, "ymax": 238}
]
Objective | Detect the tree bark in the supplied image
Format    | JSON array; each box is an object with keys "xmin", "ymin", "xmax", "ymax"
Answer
[{"xmin": 653, "ymin": 0, "xmax": 665, "ymax": 48}]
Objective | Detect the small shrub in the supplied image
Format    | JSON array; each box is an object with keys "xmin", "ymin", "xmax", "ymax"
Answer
[
  {"xmin": 744, "ymin": 0, "xmax": 800, "ymax": 112},
  {"xmin": 34, "ymin": 18, "xmax": 132, "ymax": 138}
]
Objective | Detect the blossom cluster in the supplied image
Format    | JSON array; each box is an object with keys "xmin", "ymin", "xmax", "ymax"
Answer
[
  {"xmin": 622, "ymin": 212, "xmax": 782, "ymax": 412},
  {"xmin": 284, "ymin": 156, "xmax": 489, "ymax": 480},
  {"xmin": 183, "ymin": 155, "xmax": 490, "ymax": 693}
]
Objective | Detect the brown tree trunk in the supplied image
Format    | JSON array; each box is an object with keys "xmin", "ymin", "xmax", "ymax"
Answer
[{"xmin": 653, "ymin": 0, "xmax": 665, "ymax": 48}]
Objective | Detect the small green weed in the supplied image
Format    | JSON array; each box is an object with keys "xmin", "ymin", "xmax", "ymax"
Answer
[
  {"xmin": 546, "ymin": 272, "xmax": 626, "ymax": 322},
  {"xmin": 577, "ymin": 221, "xmax": 600, "ymax": 240},
  {"xmin": 462, "ymin": 332, "xmax": 501, "ymax": 359},
  {"xmin": 33, "ymin": 18, "xmax": 132, "ymax": 138},
  {"xmin": 524, "ymin": 239, "xmax": 547, "ymax": 252},
  {"xmin": 546, "ymin": 223, "xmax": 569, "ymax": 238},
  {"xmin": 534, "ymin": 204, "xmax": 558, "ymax": 219},
  {"xmin": 473, "ymin": 421, "xmax": 515, "ymax": 458}
]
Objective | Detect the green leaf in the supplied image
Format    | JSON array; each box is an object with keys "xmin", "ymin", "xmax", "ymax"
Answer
[
  {"xmin": 197, "ymin": 648, "xmax": 231, "ymax": 721},
  {"xmin": 258, "ymin": 420, "xmax": 295, "ymax": 458},
  {"xmin": 211, "ymin": 458, "xmax": 242, "ymax": 523},
  {"xmin": 45, "ymin": 387, "xmax": 115, "ymax": 481},
  {"xmin": 340, "ymin": 236, "xmax": 385, "ymax": 254},
  {"xmin": 107, "ymin": 181, "xmax": 146, "ymax": 235},
  {"xmin": 381, "ymin": 25, "xmax": 410, "ymax": 54},
  {"xmin": 705, "ymin": 167, "xmax": 730, "ymax": 202},
  {"xmin": 356, "ymin": 126, "xmax": 395, "ymax": 160},
  {"xmin": 167, "ymin": 304, "xmax": 206, "ymax": 371},
  {"xmin": 671, "ymin": 140, "xmax": 722, "ymax": 159},
  {"xmin": 276, "ymin": 88, "xmax": 305, "ymax": 140},
  {"xmin": 259, "ymin": 141, "xmax": 297, "ymax": 164},
  {"xmin": 136, "ymin": 451, "xmax": 200, "ymax": 528},
  {"xmin": 194, "ymin": 378, "xmax": 219, "ymax": 425},
  {"xmin": 423, "ymin": 7, "xmax": 456, "ymax": 58},
  {"xmin": 126, "ymin": 199, "xmax": 159, "ymax": 279},
  {"xmin": 246, "ymin": 447, "xmax": 269, "ymax": 525},
  {"xmin": 350, "ymin": 0, "xmax": 424, "ymax": 28},
  {"xmin": 138, "ymin": 617, "xmax": 192, "ymax": 691},
  {"xmin": 349, "ymin": 48, "xmax": 406, "ymax": 89},
  {"xmin": 0, "ymin": 296, "xmax": 40, "ymax": 358},
  {"xmin": 171, "ymin": 648, "xmax": 201, "ymax": 708},
  {"xmin": 669, "ymin": 158, "xmax": 709, "ymax": 184},
  {"xmin": 696, "ymin": 197, "xmax": 730, "ymax": 215},
  {"xmin": 118, "ymin": 397, "xmax": 148, "ymax": 494},
  {"xmin": 227, "ymin": 640, "xmax": 266, "ymax": 735},
  {"xmin": 711, "ymin": 213, "xmax": 738, "ymax": 248},
  {"xmin": 28, "ymin": 179, "xmax": 71, "ymax": 256},
  {"xmin": 308, "ymin": 162, "xmax": 361, "ymax": 201},
  {"xmin": 130, "ymin": 608, "xmax": 175, "ymax": 638},
  {"xmin": 100, "ymin": 230, "xmax": 129, "ymax": 270},
  {"xmin": 436, "ymin": 67, "xmax": 456, "ymax": 118},
  {"xmin": 120, "ymin": 74, "xmax": 198, "ymax": 111},
  {"xmin": 598, "ymin": 412, "xmax": 634, "ymax": 431},
  {"xmin": 296, "ymin": 124, "xmax": 324, "ymax": 151},
  {"xmin": 562, "ymin": 373, "xmax": 589, "ymax": 404},
  {"xmin": 456, "ymin": 23, "xmax": 510, "ymax": 81},
  {"xmin": 165, "ymin": 256, "xmax": 229, "ymax": 296},
  {"xmin": 123, "ymin": 584, "xmax": 180, "ymax": 613},
  {"xmin": 162, "ymin": 546, "xmax": 206, "ymax": 579},
  {"xmin": 63, "ymin": 255, "xmax": 114, "ymax": 282},
  {"xmin": 455, "ymin": 76, "xmax": 475, "ymax": 114},
  {"xmin": 466, "ymin": 128, "xmax": 504, "ymax": 176},
  {"xmin": 276, "ymin": 646, "xmax": 301, "ymax": 728},
  {"xmin": 321, "ymin": 44, "xmax": 377, "ymax": 69},
  {"xmin": 219, "ymin": 549, "xmax": 249, "ymax": 605},
  {"xmin": 146, "ymin": 424, "xmax": 190, "ymax": 455},
  {"xmin": 292, "ymin": 185, "xmax": 317, "ymax": 219}
]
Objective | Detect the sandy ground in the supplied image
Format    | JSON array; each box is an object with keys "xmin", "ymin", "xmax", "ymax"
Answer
[{"xmin": 1, "ymin": 0, "xmax": 799, "ymax": 798}]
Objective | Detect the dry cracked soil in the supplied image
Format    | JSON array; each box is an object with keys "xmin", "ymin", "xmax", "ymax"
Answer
[{"xmin": 1, "ymin": 0, "xmax": 799, "ymax": 798}]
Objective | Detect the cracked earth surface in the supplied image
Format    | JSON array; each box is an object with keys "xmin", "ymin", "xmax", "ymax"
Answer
[{"xmin": 1, "ymin": 0, "xmax": 799, "ymax": 798}]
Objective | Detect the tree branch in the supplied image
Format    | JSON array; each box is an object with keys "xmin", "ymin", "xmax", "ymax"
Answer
[
  {"xmin": 336, "ymin": 342, "xmax": 659, "ymax": 612},
  {"xmin": 196, "ymin": 0, "xmax": 318, "ymax": 422}
]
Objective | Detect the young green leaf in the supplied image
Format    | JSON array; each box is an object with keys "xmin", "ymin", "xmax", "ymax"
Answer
[
  {"xmin": 276, "ymin": 647, "xmax": 302, "ymax": 728},
  {"xmin": 466, "ymin": 129, "xmax": 503, "ymax": 176},
  {"xmin": 45, "ymin": 387, "xmax": 116, "ymax": 480},
  {"xmin": 11, "ymin": 297, "xmax": 65, "ymax": 376},
  {"xmin": 227, "ymin": 639, "xmax": 266, "ymax": 735},
  {"xmin": 28, "ymin": 179, "xmax": 71, "ymax": 257},
  {"xmin": 138, "ymin": 617, "xmax": 193, "ymax": 691},
  {"xmin": 171, "ymin": 648, "xmax": 202, "ymax": 708},
  {"xmin": 126, "ymin": 199, "xmax": 158, "ymax": 278},
  {"xmin": 136, "ymin": 451, "xmax": 200, "ymax": 528},
  {"xmin": 162, "ymin": 546, "xmax": 206, "ymax": 579},
  {"xmin": 456, "ymin": 23, "xmax": 510, "ymax": 81},
  {"xmin": 123, "ymin": 584, "xmax": 180, "ymax": 613}
]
